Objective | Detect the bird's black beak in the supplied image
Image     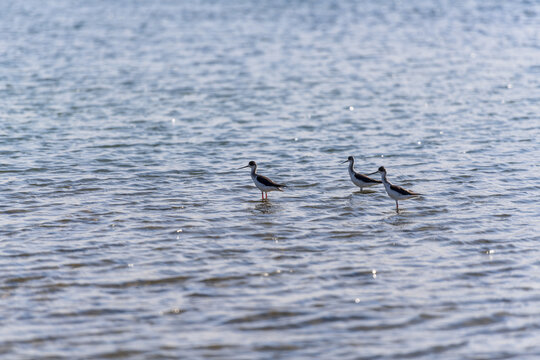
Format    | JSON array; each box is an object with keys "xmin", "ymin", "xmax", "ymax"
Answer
[
  {"xmin": 340, "ymin": 159, "xmax": 349, "ymax": 164},
  {"xmin": 367, "ymin": 170, "xmax": 379, "ymax": 175},
  {"xmin": 237, "ymin": 165, "xmax": 250, "ymax": 170}
]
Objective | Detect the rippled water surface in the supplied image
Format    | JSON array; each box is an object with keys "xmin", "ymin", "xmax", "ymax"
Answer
[{"xmin": 1, "ymin": 0, "xmax": 540, "ymax": 358}]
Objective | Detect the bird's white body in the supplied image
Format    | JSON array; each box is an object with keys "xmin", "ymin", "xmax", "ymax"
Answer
[
  {"xmin": 348, "ymin": 165, "xmax": 380, "ymax": 190},
  {"xmin": 251, "ymin": 172, "xmax": 283, "ymax": 193},
  {"xmin": 382, "ymin": 181, "xmax": 418, "ymax": 201}
]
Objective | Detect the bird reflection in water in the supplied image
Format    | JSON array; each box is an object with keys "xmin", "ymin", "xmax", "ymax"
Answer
[
  {"xmin": 384, "ymin": 212, "xmax": 413, "ymax": 227},
  {"xmin": 252, "ymin": 201, "xmax": 279, "ymax": 215}
]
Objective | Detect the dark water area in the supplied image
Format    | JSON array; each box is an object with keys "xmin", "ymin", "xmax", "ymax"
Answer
[{"xmin": 1, "ymin": 0, "xmax": 539, "ymax": 358}]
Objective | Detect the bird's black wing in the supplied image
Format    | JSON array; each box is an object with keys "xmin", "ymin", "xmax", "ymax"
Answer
[
  {"xmin": 390, "ymin": 183, "xmax": 419, "ymax": 196},
  {"xmin": 354, "ymin": 173, "xmax": 382, "ymax": 183},
  {"xmin": 257, "ymin": 174, "xmax": 285, "ymax": 188}
]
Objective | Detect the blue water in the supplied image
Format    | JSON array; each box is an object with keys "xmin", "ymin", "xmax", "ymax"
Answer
[{"xmin": 1, "ymin": 0, "xmax": 539, "ymax": 359}]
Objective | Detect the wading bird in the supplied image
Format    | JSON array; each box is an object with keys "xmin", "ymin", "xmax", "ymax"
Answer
[
  {"xmin": 369, "ymin": 166, "xmax": 421, "ymax": 212},
  {"xmin": 341, "ymin": 156, "xmax": 382, "ymax": 192},
  {"xmin": 238, "ymin": 161, "xmax": 286, "ymax": 200}
]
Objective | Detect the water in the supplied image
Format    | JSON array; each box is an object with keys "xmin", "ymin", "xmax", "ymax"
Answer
[{"xmin": 1, "ymin": 0, "xmax": 539, "ymax": 358}]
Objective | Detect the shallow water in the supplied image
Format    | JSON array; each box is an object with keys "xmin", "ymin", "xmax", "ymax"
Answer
[{"xmin": 1, "ymin": 0, "xmax": 540, "ymax": 359}]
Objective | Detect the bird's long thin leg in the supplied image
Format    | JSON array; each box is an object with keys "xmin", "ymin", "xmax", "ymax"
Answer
[
  {"xmin": 261, "ymin": 191, "xmax": 264, "ymax": 200},
  {"xmin": 396, "ymin": 201, "xmax": 399, "ymax": 213},
  {"xmin": 265, "ymin": 192, "xmax": 268, "ymax": 199}
]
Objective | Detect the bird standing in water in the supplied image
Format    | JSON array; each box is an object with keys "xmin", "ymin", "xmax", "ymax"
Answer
[
  {"xmin": 369, "ymin": 166, "xmax": 421, "ymax": 212},
  {"xmin": 238, "ymin": 161, "xmax": 286, "ymax": 200},
  {"xmin": 341, "ymin": 156, "xmax": 382, "ymax": 192}
]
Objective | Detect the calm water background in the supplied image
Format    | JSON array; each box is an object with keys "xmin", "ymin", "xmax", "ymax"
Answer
[{"xmin": 1, "ymin": 0, "xmax": 539, "ymax": 359}]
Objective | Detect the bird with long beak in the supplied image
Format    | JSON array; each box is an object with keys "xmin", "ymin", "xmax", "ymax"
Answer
[
  {"xmin": 341, "ymin": 156, "xmax": 382, "ymax": 192},
  {"xmin": 368, "ymin": 166, "xmax": 421, "ymax": 212},
  {"xmin": 237, "ymin": 161, "xmax": 286, "ymax": 200}
]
